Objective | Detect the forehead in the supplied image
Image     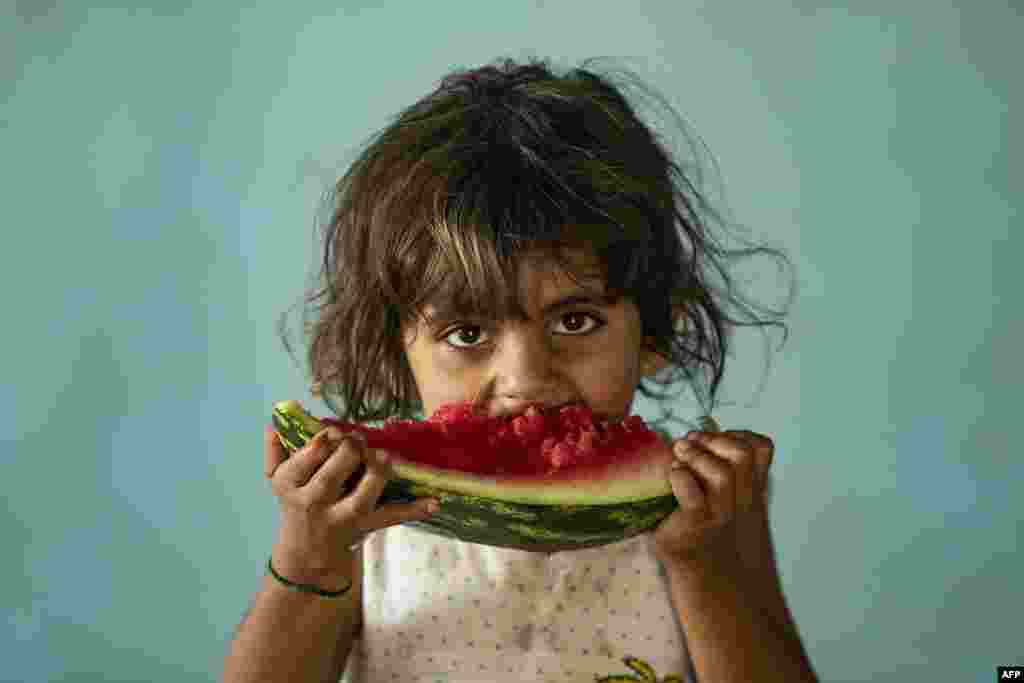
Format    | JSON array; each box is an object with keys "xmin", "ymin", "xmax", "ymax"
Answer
[
  {"xmin": 516, "ymin": 252, "xmax": 605, "ymax": 291},
  {"xmin": 421, "ymin": 249, "xmax": 609, "ymax": 321}
]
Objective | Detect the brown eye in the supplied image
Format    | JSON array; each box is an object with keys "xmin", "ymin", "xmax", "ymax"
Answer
[
  {"xmin": 442, "ymin": 312, "xmax": 605, "ymax": 351},
  {"xmin": 553, "ymin": 312, "xmax": 604, "ymax": 335}
]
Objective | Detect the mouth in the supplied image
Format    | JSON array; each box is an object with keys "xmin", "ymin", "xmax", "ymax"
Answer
[
  {"xmin": 481, "ymin": 400, "xmax": 611, "ymax": 423},
  {"xmin": 491, "ymin": 401, "xmax": 583, "ymax": 420},
  {"xmin": 544, "ymin": 401, "xmax": 614, "ymax": 424},
  {"xmin": 539, "ymin": 400, "xmax": 586, "ymax": 416}
]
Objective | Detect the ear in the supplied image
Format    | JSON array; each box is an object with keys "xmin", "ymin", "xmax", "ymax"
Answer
[
  {"xmin": 672, "ymin": 303, "xmax": 689, "ymax": 335},
  {"xmin": 643, "ymin": 305, "xmax": 692, "ymax": 352},
  {"xmin": 641, "ymin": 348, "xmax": 669, "ymax": 376},
  {"xmin": 641, "ymin": 305, "xmax": 688, "ymax": 376}
]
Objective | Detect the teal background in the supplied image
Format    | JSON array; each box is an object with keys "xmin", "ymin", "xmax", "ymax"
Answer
[{"xmin": 4, "ymin": 2, "xmax": 1020, "ymax": 682}]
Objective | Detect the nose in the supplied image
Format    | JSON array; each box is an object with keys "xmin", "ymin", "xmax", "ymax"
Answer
[{"xmin": 486, "ymin": 329, "xmax": 566, "ymax": 418}]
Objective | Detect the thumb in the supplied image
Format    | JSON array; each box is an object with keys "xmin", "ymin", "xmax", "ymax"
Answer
[
  {"xmin": 370, "ymin": 498, "xmax": 441, "ymax": 531},
  {"xmin": 667, "ymin": 458, "xmax": 708, "ymax": 519}
]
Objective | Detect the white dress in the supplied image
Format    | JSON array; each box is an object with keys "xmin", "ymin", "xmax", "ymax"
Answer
[{"xmin": 342, "ymin": 524, "xmax": 697, "ymax": 682}]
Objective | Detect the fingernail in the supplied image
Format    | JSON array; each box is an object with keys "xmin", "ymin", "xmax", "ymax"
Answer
[
  {"xmin": 670, "ymin": 460, "xmax": 684, "ymax": 470},
  {"xmin": 685, "ymin": 431, "xmax": 701, "ymax": 442},
  {"xmin": 426, "ymin": 500, "xmax": 440, "ymax": 514}
]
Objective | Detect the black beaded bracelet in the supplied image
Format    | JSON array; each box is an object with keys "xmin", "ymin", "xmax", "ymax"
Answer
[{"xmin": 266, "ymin": 557, "xmax": 353, "ymax": 598}]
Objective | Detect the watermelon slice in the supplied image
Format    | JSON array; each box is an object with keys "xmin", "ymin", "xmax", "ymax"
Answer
[{"xmin": 271, "ymin": 400, "xmax": 699, "ymax": 551}]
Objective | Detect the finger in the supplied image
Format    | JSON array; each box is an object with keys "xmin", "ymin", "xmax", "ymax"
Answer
[
  {"xmin": 669, "ymin": 442, "xmax": 708, "ymax": 516},
  {"xmin": 272, "ymin": 428, "xmax": 335, "ymax": 491},
  {"xmin": 340, "ymin": 447, "xmax": 393, "ymax": 514},
  {"xmin": 303, "ymin": 432, "xmax": 370, "ymax": 504},
  {"xmin": 742, "ymin": 431, "xmax": 775, "ymax": 486},
  {"xmin": 334, "ymin": 450, "xmax": 440, "ymax": 530},
  {"xmin": 354, "ymin": 495, "xmax": 441, "ymax": 533},
  {"xmin": 691, "ymin": 431, "xmax": 756, "ymax": 513},
  {"xmin": 677, "ymin": 438, "xmax": 735, "ymax": 525},
  {"xmin": 721, "ymin": 430, "xmax": 775, "ymax": 500},
  {"xmin": 263, "ymin": 424, "xmax": 288, "ymax": 480}
]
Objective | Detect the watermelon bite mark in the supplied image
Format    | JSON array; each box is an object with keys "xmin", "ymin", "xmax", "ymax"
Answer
[{"xmin": 320, "ymin": 402, "xmax": 660, "ymax": 477}]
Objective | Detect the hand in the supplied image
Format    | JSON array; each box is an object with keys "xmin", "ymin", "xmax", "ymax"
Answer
[
  {"xmin": 262, "ymin": 414, "xmax": 439, "ymax": 587},
  {"xmin": 652, "ymin": 423, "xmax": 774, "ymax": 573}
]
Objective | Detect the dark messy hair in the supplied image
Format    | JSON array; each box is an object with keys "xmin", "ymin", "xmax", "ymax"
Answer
[{"xmin": 278, "ymin": 55, "xmax": 796, "ymax": 434}]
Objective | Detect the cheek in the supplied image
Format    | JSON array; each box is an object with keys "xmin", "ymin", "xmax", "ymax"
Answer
[
  {"xmin": 576, "ymin": 354, "xmax": 634, "ymax": 400},
  {"xmin": 415, "ymin": 350, "xmax": 482, "ymax": 407}
]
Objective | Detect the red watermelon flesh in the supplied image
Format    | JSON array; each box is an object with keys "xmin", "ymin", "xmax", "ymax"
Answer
[{"xmin": 316, "ymin": 402, "xmax": 668, "ymax": 480}]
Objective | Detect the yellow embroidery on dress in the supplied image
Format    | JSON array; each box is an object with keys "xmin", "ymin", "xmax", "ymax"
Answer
[{"xmin": 594, "ymin": 655, "xmax": 684, "ymax": 682}]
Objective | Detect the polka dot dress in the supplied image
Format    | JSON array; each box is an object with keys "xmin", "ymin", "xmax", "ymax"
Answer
[{"xmin": 341, "ymin": 526, "xmax": 696, "ymax": 683}]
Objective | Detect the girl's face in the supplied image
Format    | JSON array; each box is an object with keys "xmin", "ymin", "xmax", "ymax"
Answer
[{"xmin": 401, "ymin": 248, "xmax": 666, "ymax": 421}]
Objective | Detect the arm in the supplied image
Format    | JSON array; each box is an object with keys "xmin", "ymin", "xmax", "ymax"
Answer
[
  {"xmin": 664, "ymin": 491, "xmax": 818, "ymax": 683},
  {"xmin": 222, "ymin": 547, "xmax": 363, "ymax": 683}
]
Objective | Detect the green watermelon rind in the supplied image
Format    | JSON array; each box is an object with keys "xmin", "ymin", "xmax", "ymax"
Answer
[{"xmin": 270, "ymin": 400, "xmax": 679, "ymax": 550}]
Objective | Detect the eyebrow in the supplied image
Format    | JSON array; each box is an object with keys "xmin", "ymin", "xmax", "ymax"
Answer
[
  {"xmin": 424, "ymin": 289, "xmax": 611, "ymax": 327},
  {"xmin": 538, "ymin": 293, "xmax": 607, "ymax": 316}
]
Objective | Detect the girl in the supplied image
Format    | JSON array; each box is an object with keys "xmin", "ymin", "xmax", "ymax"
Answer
[{"xmin": 224, "ymin": 56, "xmax": 816, "ymax": 683}]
